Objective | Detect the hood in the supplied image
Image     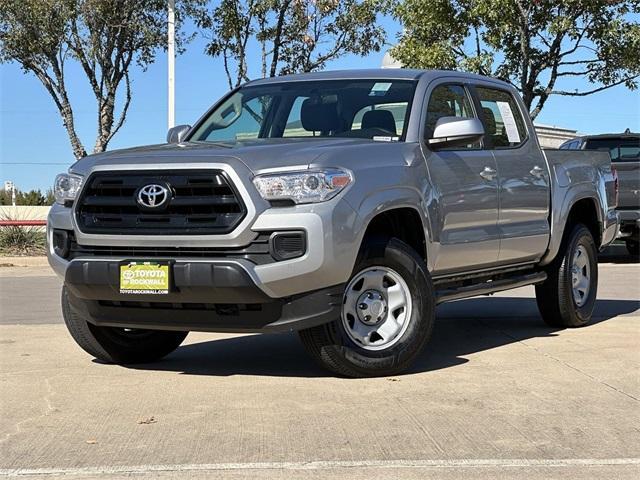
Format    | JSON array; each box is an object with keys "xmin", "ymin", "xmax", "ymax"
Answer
[{"xmin": 70, "ymin": 137, "xmax": 385, "ymax": 176}]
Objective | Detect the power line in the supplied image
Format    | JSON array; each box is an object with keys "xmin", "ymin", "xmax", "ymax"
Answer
[{"xmin": 1, "ymin": 162, "xmax": 70, "ymax": 165}]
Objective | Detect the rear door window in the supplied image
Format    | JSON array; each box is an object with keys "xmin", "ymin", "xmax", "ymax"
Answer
[{"xmin": 475, "ymin": 87, "xmax": 527, "ymax": 148}]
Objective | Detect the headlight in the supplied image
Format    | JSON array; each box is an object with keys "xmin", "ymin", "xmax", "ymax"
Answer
[
  {"xmin": 54, "ymin": 173, "xmax": 83, "ymax": 205},
  {"xmin": 252, "ymin": 168, "xmax": 353, "ymax": 204}
]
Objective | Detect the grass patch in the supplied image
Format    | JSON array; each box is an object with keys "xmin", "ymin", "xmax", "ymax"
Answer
[
  {"xmin": 0, "ymin": 209, "xmax": 47, "ymax": 256},
  {"xmin": 0, "ymin": 226, "xmax": 46, "ymax": 256}
]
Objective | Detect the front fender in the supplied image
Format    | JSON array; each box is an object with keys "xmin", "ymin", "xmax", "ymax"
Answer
[{"xmin": 345, "ymin": 179, "xmax": 435, "ymax": 272}]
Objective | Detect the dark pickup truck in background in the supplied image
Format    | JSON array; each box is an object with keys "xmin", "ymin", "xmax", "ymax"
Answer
[{"xmin": 561, "ymin": 132, "xmax": 640, "ymax": 255}]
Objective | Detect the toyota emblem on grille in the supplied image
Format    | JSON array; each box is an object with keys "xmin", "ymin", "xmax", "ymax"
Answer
[{"xmin": 137, "ymin": 184, "xmax": 171, "ymax": 209}]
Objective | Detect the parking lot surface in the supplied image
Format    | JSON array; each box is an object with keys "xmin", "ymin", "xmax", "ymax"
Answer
[{"xmin": 1, "ymin": 248, "xmax": 638, "ymax": 479}]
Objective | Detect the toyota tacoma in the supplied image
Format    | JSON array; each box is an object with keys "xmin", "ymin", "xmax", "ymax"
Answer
[{"xmin": 48, "ymin": 69, "xmax": 618, "ymax": 377}]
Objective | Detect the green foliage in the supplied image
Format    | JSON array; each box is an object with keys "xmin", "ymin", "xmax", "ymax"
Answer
[
  {"xmin": 191, "ymin": 0, "xmax": 386, "ymax": 87},
  {"xmin": 391, "ymin": 0, "xmax": 640, "ymax": 118},
  {"xmin": 0, "ymin": 189, "xmax": 54, "ymax": 206},
  {"xmin": 0, "ymin": 0, "xmax": 194, "ymax": 159},
  {"xmin": 277, "ymin": 0, "xmax": 386, "ymax": 75}
]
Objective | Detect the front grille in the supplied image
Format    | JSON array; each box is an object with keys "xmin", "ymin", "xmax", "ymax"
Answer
[
  {"xmin": 68, "ymin": 232, "xmax": 274, "ymax": 265},
  {"xmin": 76, "ymin": 170, "xmax": 246, "ymax": 234}
]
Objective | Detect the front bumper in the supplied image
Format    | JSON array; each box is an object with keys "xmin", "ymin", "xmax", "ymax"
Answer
[
  {"xmin": 47, "ymin": 163, "xmax": 361, "ymax": 332},
  {"xmin": 63, "ymin": 259, "xmax": 344, "ymax": 333},
  {"xmin": 47, "ymin": 193, "xmax": 359, "ymax": 298}
]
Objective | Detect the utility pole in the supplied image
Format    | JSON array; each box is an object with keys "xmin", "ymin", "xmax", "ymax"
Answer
[{"xmin": 168, "ymin": 0, "xmax": 175, "ymax": 129}]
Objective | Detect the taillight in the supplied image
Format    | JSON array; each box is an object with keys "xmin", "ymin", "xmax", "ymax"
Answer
[{"xmin": 612, "ymin": 167, "xmax": 619, "ymax": 207}]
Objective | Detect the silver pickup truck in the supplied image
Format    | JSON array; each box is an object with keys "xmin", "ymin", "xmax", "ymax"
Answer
[
  {"xmin": 560, "ymin": 132, "xmax": 639, "ymax": 255},
  {"xmin": 48, "ymin": 69, "xmax": 618, "ymax": 377}
]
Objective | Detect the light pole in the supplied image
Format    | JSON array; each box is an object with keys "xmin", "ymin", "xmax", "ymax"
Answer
[
  {"xmin": 4, "ymin": 181, "xmax": 16, "ymax": 206},
  {"xmin": 168, "ymin": 0, "xmax": 175, "ymax": 130}
]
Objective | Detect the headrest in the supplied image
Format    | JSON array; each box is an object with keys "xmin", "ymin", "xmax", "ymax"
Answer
[
  {"xmin": 362, "ymin": 110, "xmax": 397, "ymax": 135},
  {"xmin": 482, "ymin": 107, "xmax": 496, "ymax": 135},
  {"xmin": 426, "ymin": 100, "xmax": 455, "ymax": 134},
  {"xmin": 301, "ymin": 99, "xmax": 340, "ymax": 133},
  {"xmin": 429, "ymin": 99, "xmax": 455, "ymax": 118}
]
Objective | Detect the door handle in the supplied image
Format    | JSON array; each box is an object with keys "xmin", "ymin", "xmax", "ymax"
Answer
[
  {"xmin": 479, "ymin": 166, "xmax": 497, "ymax": 181},
  {"xmin": 530, "ymin": 165, "xmax": 545, "ymax": 178}
]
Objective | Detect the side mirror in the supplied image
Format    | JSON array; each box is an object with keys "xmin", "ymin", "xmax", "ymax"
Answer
[
  {"xmin": 428, "ymin": 117, "xmax": 484, "ymax": 149},
  {"xmin": 167, "ymin": 124, "xmax": 191, "ymax": 144}
]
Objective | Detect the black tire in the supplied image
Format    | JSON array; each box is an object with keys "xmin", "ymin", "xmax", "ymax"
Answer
[
  {"xmin": 626, "ymin": 240, "xmax": 639, "ymax": 256},
  {"xmin": 298, "ymin": 237, "xmax": 435, "ymax": 378},
  {"xmin": 61, "ymin": 287, "xmax": 188, "ymax": 364},
  {"xmin": 535, "ymin": 224, "xmax": 598, "ymax": 328}
]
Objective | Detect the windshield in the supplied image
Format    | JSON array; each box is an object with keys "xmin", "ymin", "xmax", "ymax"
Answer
[
  {"xmin": 189, "ymin": 79, "xmax": 417, "ymax": 143},
  {"xmin": 584, "ymin": 137, "xmax": 640, "ymax": 162}
]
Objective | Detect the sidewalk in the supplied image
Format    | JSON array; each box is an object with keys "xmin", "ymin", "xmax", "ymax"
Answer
[{"xmin": 0, "ymin": 256, "xmax": 49, "ymax": 268}]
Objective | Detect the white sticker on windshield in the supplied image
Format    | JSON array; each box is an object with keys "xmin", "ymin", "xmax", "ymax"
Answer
[
  {"xmin": 496, "ymin": 101, "xmax": 521, "ymax": 143},
  {"xmin": 373, "ymin": 136, "xmax": 400, "ymax": 142},
  {"xmin": 369, "ymin": 82, "xmax": 393, "ymax": 96}
]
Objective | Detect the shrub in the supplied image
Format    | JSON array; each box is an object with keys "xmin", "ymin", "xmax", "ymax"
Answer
[
  {"xmin": 0, "ymin": 226, "xmax": 46, "ymax": 256},
  {"xmin": 0, "ymin": 209, "xmax": 47, "ymax": 256}
]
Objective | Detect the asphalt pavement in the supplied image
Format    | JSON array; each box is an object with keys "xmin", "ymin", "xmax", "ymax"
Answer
[{"xmin": 0, "ymin": 247, "xmax": 638, "ymax": 479}]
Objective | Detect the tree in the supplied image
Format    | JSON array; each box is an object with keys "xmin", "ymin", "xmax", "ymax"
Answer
[
  {"xmin": 193, "ymin": 0, "xmax": 257, "ymax": 88},
  {"xmin": 18, "ymin": 190, "xmax": 46, "ymax": 206},
  {"xmin": 0, "ymin": 188, "xmax": 52, "ymax": 205},
  {"xmin": 390, "ymin": 0, "xmax": 640, "ymax": 118},
  {"xmin": 192, "ymin": 0, "xmax": 386, "ymax": 88},
  {"xmin": 44, "ymin": 189, "xmax": 56, "ymax": 205},
  {"xmin": 0, "ymin": 0, "xmax": 191, "ymax": 159},
  {"xmin": 0, "ymin": 190, "xmax": 12, "ymax": 206}
]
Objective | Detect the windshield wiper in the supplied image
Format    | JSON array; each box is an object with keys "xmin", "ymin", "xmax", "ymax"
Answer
[{"xmin": 188, "ymin": 140, "xmax": 234, "ymax": 149}]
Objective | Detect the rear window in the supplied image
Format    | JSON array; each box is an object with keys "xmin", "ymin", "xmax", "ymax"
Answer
[{"xmin": 584, "ymin": 137, "xmax": 640, "ymax": 162}]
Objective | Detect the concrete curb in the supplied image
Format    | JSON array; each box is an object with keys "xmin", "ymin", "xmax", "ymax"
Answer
[{"xmin": 0, "ymin": 256, "xmax": 49, "ymax": 267}]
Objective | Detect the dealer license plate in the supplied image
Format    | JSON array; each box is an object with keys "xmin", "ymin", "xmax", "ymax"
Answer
[{"xmin": 119, "ymin": 262, "xmax": 170, "ymax": 295}]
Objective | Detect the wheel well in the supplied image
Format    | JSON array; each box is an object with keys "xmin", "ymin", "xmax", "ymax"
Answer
[
  {"xmin": 361, "ymin": 208, "xmax": 427, "ymax": 260},
  {"xmin": 565, "ymin": 198, "xmax": 601, "ymax": 247}
]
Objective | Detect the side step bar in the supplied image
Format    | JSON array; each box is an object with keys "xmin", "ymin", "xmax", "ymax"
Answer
[{"xmin": 435, "ymin": 271, "xmax": 547, "ymax": 305}]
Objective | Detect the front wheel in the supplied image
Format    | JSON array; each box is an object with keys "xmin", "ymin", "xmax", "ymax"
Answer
[
  {"xmin": 535, "ymin": 224, "xmax": 598, "ymax": 328},
  {"xmin": 626, "ymin": 239, "xmax": 639, "ymax": 256},
  {"xmin": 298, "ymin": 237, "xmax": 435, "ymax": 378},
  {"xmin": 62, "ymin": 287, "xmax": 188, "ymax": 364}
]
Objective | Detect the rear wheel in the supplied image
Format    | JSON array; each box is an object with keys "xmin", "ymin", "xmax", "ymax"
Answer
[
  {"xmin": 62, "ymin": 287, "xmax": 188, "ymax": 364},
  {"xmin": 626, "ymin": 239, "xmax": 639, "ymax": 256},
  {"xmin": 298, "ymin": 237, "xmax": 435, "ymax": 378},
  {"xmin": 535, "ymin": 224, "xmax": 598, "ymax": 328}
]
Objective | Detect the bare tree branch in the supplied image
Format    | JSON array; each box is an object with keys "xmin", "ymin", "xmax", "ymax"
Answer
[
  {"xmin": 105, "ymin": 71, "xmax": 131, "ymax": 145},
  {"xmin": 552, "ymin": 75, "xmax": 639, "ymax": 96}
]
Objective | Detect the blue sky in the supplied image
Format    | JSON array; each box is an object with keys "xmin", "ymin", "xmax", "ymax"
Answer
[{"xmin": 1, "ymin": 15, "xmax": 639, "ymax": 192}]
